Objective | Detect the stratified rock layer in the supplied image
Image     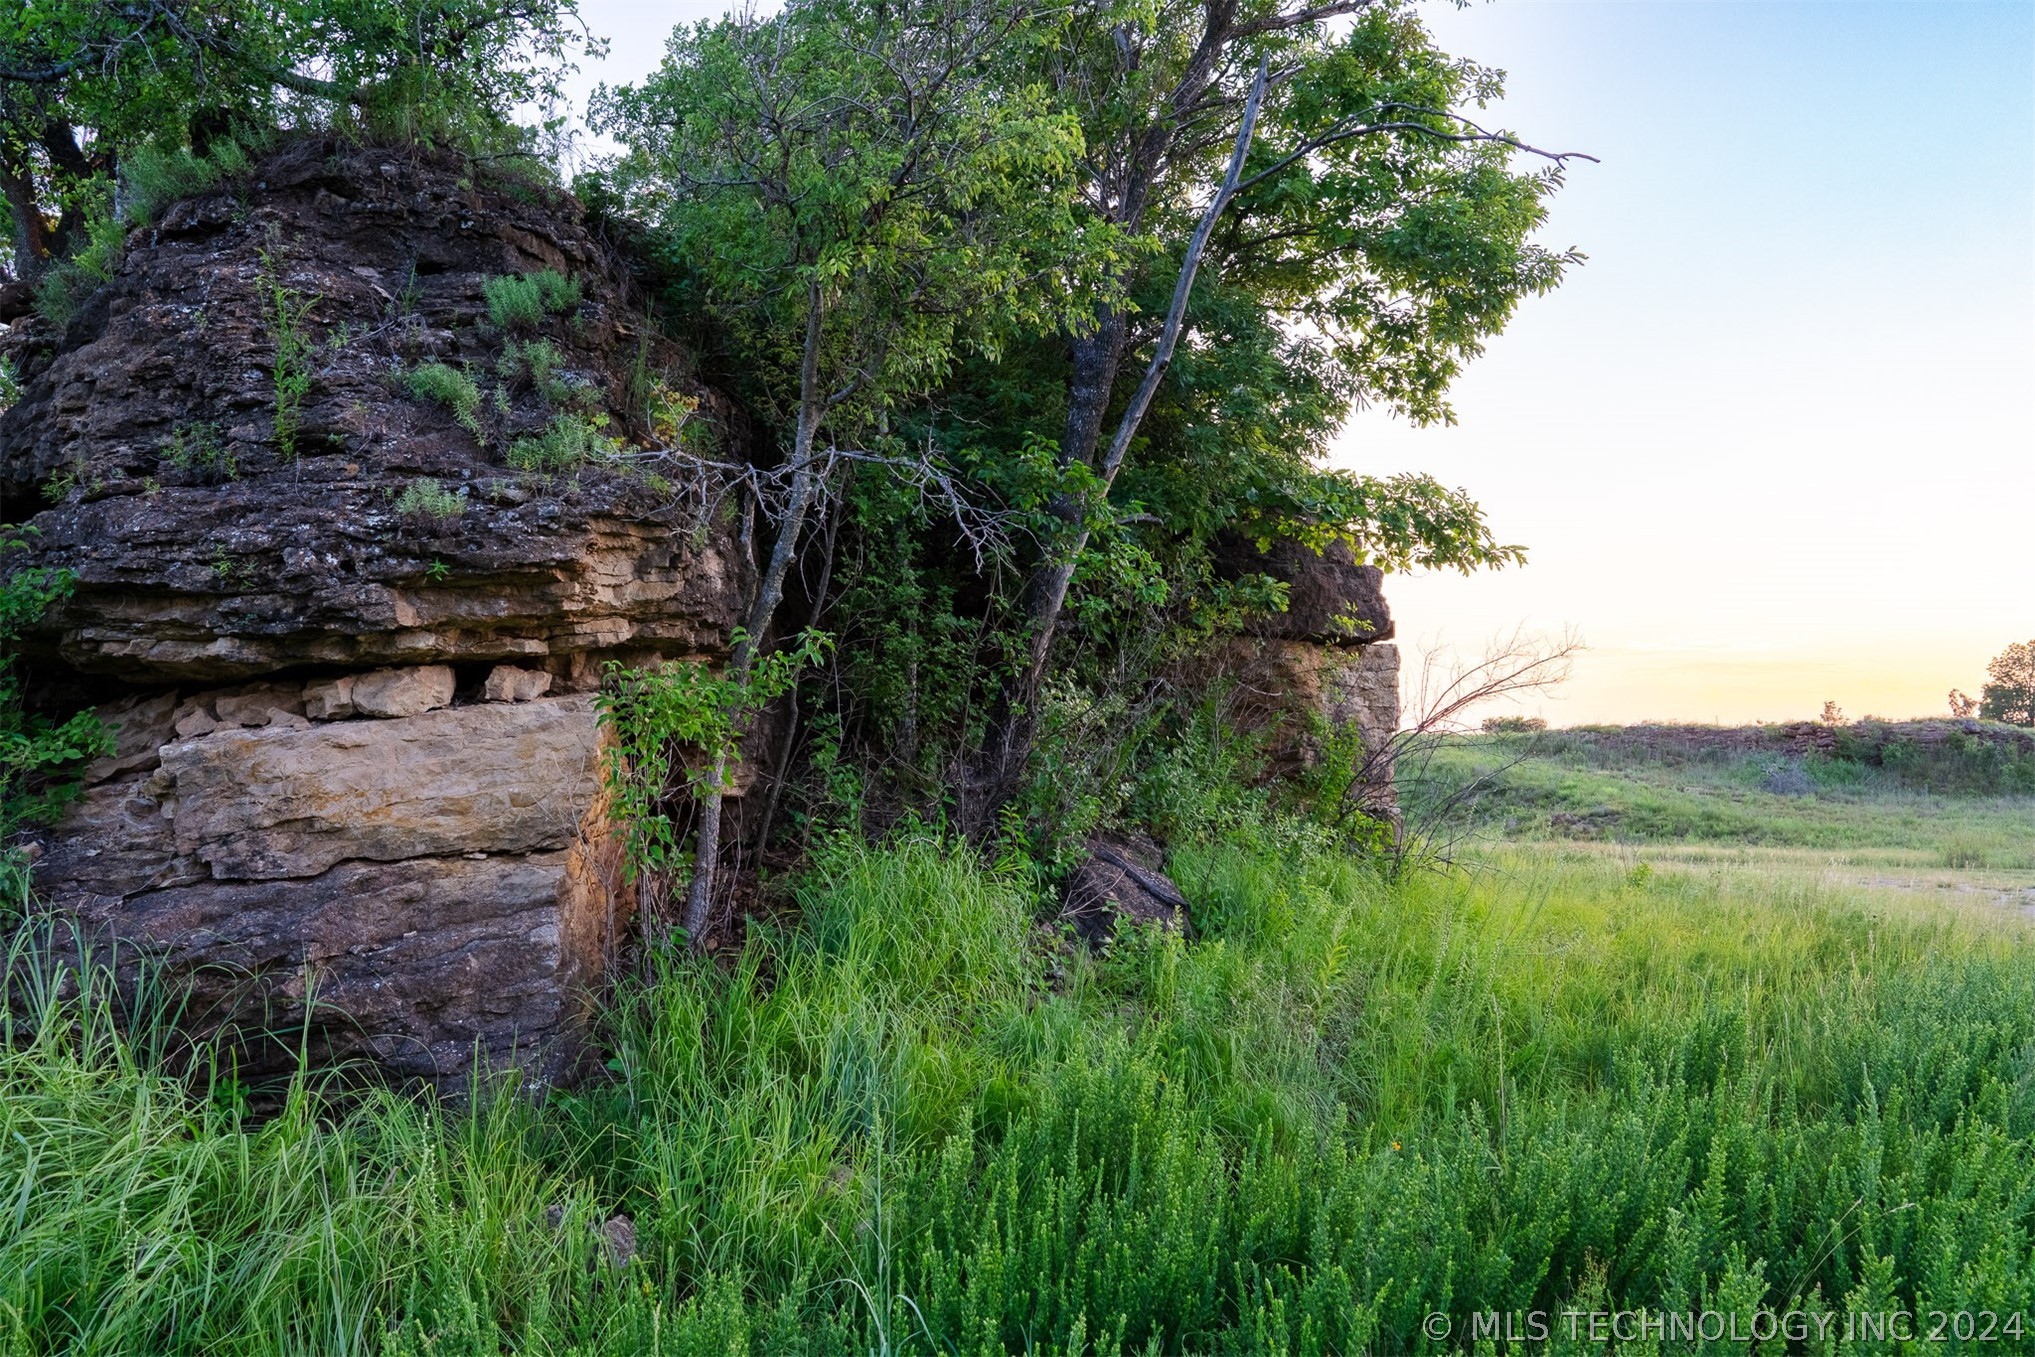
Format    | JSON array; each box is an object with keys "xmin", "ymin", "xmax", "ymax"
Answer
[
  {"xmin": 1211, "ymin": 535, "xmax": 1400, "ymax": 802},
  {"xmin": 2, "ymin": 141, "xmax": 751, "ymax": 1089},
  {"xmin": 36, "ymin": 683, "xmax": 628, "ymax": 1088}
]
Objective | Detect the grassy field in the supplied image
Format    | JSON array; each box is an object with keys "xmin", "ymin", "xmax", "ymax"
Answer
[{"xmin": 4, "ymin": 738, "xmax": 2035, "ymax": 1353}]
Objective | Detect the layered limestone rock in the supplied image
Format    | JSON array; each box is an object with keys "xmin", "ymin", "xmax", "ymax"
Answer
[
  {"xmin": 1, "ymin": 141, "xmax": 754, "ymax": 1089},
  {"xmin": 1211, "ymin": 536, "xmax": 1401, "ymax": 802},
  {"xmin": 34, "ymin": 676, "xmax": 628, "ymax": 1088}
]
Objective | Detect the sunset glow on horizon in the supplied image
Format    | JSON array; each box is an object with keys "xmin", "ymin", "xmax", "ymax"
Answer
[{"xmin": 1337, "ymin": 0, "xmax": 2033, "ymax": 727}]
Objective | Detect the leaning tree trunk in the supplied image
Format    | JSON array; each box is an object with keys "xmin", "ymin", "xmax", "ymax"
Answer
[
  {"xmin": 679, "ymin": 281, "xmax": 828, "ymax": 949},
  {"xmin": 979, "ymin": 59, "xmax": 1272, "ymax": 813}
]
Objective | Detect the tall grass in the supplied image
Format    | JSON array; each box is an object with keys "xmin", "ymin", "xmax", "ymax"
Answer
[{"xmin": 4, "ymin": 835, "xmax": 2033, "ymax": 1352}]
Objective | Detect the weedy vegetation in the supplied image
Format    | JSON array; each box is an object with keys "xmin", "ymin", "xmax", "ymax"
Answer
[
  {"xmin": 403, "ymin": 362, "xmax": 488, "ymax": 445},
  {"xmin": 393, "ymin": 477, "xmax": 467, "ymax": 520}
]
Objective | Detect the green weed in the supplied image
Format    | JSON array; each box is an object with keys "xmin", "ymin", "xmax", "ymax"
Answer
[
  {"xmin": 507, "ymin": 411, "xmax": 620, "ymax": 472},
  {"xmin": 404, "ymin": 362, "xmax": 487, "ymax": 445},
  {"xmin": 393, "ymin": 477, "xmax": 467, "ymax": 520}
]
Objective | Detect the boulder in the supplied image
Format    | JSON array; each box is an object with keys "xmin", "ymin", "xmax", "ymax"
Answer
[
  {"xmin": 1061, "ymin": 834, "xmax": 1191, "ymax": 945},
  {"xmin": 31, "ymin": 694, "xmax": 625, "ymax": 1090},
  {"xmin": 485, "ymin": 665, "xmax": 554, "ymax": 703},
  {"xmin": 350, "ymin": 665, "xmax": 455, "ymax": 718}
]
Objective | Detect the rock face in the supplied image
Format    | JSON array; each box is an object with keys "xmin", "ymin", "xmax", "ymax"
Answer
[
  {"xmin": 39, "ymin": 685, "xmax": 623, "ymax": 1086},
  {"xmin": 1211, "ymin": 535, "xmax": 1400, "ymax": 803},
  {"xmin": 1, "ymin": 141, "xmax": 756, "ymax": 1089}
]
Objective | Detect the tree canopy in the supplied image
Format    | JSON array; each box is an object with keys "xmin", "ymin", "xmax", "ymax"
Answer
[
  {"xmin": 1980, "ymin": 641, "xmax": 2035, "ymax": 727},
  {"xmin": 1, "ymin": 0, "xmax": 594, "ymax": 282}
]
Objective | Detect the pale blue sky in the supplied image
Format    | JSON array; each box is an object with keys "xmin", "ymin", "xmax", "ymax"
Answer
[{"xmin": 564, "ymin": 0, "xmax": 2035, "ymax": 724}]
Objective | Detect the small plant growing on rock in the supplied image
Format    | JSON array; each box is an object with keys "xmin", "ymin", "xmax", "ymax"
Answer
[
  {"xmin": 0, "ymin": 356, "xmax": 20, "ymax": 416},
  {"xmin": 485, "ymin": 271, "xmax": 580, "ymax": 333},
  {"xmin": 404, "ymin": 362, "xmax": 487, "ymax": 445},
  {"xmin": 508, "ymin": 412, "xmax": 620, "ymax": 472},
  {"xmin": 483, "ymin": 274, "xmax": 544, "ymax": 332},
  {"xmin": 531, "ymin": 268, "xmax": 581, "ymax": 315},
  {"xmin": 394, "ymin": 477, "xmax": 467, "ymax": 520},
  {"xmin": 161, "ymin": 422, "xmax": 236, "ymax": 483},
  {"xmin": 500, "ymin": 339, "xmax": 591, "ymax": 408},
  {"xmin": 258, "ymin": 246, "xmax": 319, "ymax": 458},
  {"xmin": 1, "ymin": 537, "xmax": 111, "ymax": 893}
]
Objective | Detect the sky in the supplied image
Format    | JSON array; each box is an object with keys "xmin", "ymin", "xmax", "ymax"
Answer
[{"xmin": 559, "ymin": 0, "xmax": 2034, "ymax": 727}]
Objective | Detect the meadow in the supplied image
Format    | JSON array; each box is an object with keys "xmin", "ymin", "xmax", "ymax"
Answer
[{"xmin": 3, "ymin": 736, "xmax": 2034, "ymax": 1354}]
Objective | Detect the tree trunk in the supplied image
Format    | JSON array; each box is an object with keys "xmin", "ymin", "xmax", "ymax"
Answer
[
  {"xmin": 679, "ymin": 279, "xmax": 829, "ymax": 949},
  {"xmin": 979, "ymin": 60, "xmax": 1272, "ymax": 810}
]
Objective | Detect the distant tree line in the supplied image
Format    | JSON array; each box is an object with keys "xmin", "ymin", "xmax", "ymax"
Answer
[{"xmin": 1956, "ymin": 640, "xmax": 2035, "ymax": 727}]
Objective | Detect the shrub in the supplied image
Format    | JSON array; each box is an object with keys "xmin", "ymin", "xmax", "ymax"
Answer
[
  {"xmin": 530, "ymin": 268, "xmax": 581, "ymax": 315},
  {"xmin": 500, "ymin": 338, "xmax": 592, "ymax": 408},
  {"xmin": 485, "ymin": 270, "xmax": 580, "ymax": 333},
  {"xmin": 482, "ymin": 274, "xmax": 544, "ymax": 332},
  {"xmin": 258, "ymin": 248, "xmax": 318, "ymax": 458},
  {"xmin": 122, "ymin": 137, "xmax": 251, "ymax": 225},
  {"xmin": 507, "ymin": 412, "xmax": 619, "ymax": 472},
  {"xmin": 1481, "ymin": 714, "xmax": 1548, "ymax": 734},
  {"xmin": 159, "ymin": 422, "xmax": 236, "ymax": 483},
  {"xmin": 393, "ymin": 477, "xmax": 467, "ymax": 520},
  {"xmin": 404, "ymin": 362, "xmax": 487, "ymax": 445}
]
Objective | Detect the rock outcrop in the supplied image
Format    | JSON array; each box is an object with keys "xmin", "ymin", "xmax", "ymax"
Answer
[
  {"xmin": 1211, "ymin": 535, "xmax": 1400, "ymax": 801},
  {"xmin": 1, "ymin": 141, "xmax": 756, "ymax": 1089}
]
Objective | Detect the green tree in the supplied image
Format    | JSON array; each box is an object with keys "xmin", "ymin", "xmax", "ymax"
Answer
[
  {"xmin": 975, "ymin": 0, "xmax": 1587, "ymax": 795},
  {"xmin": 1979, "ymin": 640, "xmax": 2035, "ymax": 727},
  {"xmin": 591, "ymin": 0, "xmax": 1100, "ymax": 946},
  {"xmin": 1, "ymin": 0, "xmax": 594, "ymax": 284}
]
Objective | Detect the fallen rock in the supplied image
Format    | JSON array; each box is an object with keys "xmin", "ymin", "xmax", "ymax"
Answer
[
  {"xmin": 303, "ymin": 675, "xmax": 356, "ymax": 720},
  {"xmin": 63, "ymin": 848, "xmax": 620, "ymax": 1088},
  {"xmin": 350, "ymin": 665, "xmax": 455, "ymax": 718},
  {"xmin": 33, "ymin": 692, "xmax": 626, "ymax": 1090},
  {"xmin": 1062, "ymin": 834, "xmax": 1191, "ymax": 945},
  {"xmin": 485, "ymin": 665, "xmax": 553, "ymax": 703}
]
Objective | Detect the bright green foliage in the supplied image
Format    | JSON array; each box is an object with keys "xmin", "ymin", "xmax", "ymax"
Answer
[
  {"xmin": 403, "ymin": 362, "xmax": 486, "ymax": 444},
  {"xmin": 1979, "ymin": 640, "xmax": 2035, "ymax": 727},
  {"xmin": 256, "ymin": 248, "xmax": 317, "ymax": 457},
  {"xmin": 121, "ymin": 135, "xmax": 254, "ymax": 225},
  {"xmin": 499, "ymin": 336, "xmax": 593, "ymax": 409},
  {"xmin": 530, "ymin": 267, "xmax": 581, "ymax": 315},
  {"xmin": 594, "ymin": 631, "xmax": 830, "ymax": 886},
  {"xmin": 1, "ymin": 541, "xmax": 110, "ymax": 898},
  {"xmin": 1, "ymin": 0, "xmax": 595, "ymax": 283},
  {"xmin": 160, "ymin": 421, "xmax": 235, "ymax": 483},
  {"xmin": 5, "ymin": 826, "xmax": 2035, "ymax": 1350},
  {"xmin": 0, "ymin": 354, "xmax": 20, "ymax": 414},
  {"xmin": 591, "ymin": 0, "xmax": 1102, "ymax": 456},
  {"xmin": 484, "ymin": 270, "xmax": 580, "ymax": 333},
  {"xmin": 393, "ymin": 477, "xmax": 466, "ymax": 520},
  {"xmin": 482, "ymin": 273, "xmax": 544, "ymax": 332},
  {"xmin": 506, "ymin": 411, "xmax": 619, "ymax": 472}
]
